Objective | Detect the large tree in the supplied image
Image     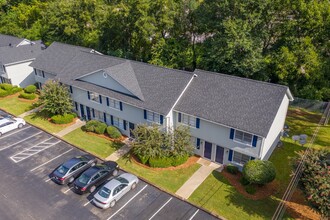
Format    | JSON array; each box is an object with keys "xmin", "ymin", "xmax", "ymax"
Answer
[{"xmin": 38, "ymin": 80, "xmax": 73, "ymax": 116}]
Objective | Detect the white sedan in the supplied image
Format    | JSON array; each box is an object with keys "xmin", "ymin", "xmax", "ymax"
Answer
[
  {"xmin": 93, "ymin": 173, "xmax": 139, "ymax": 209},
  {"xmin": 0, "ymin": 117, "xmax": 26, "ymax": 136}
]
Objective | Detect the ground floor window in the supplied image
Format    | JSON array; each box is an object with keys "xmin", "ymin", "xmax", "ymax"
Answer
[
  {"xmin": 233, "ymin": 152, "xmax": 250, "ymax": 165},
  {"xmin": 191, "ymin": 137, "xmax": 200, "ymax": 150},
  {"xmin": 113, "ymin": 116, "xmax": 124, "ymax": 130},
  {"xmin": 94, "ymin": 109, "xmax": 104, "ymax": 121}
]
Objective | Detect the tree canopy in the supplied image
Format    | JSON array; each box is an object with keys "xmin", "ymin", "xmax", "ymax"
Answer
[{"xmin": 1, "ymin": 0, "xmax": 329, "ymax": 100}]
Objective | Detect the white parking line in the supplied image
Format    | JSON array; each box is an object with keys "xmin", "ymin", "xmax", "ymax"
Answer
[
  {"xmin": 0, "ymin": 131, "xmax": 42, "ymax": 151},
  {"xmin": 83, "ymin": 199, "xmax": 93, "ymax": 206},
  {"xmin": 30, "ymin": 148, "xmax": 73, "ymax": 172},
  {"xmin": 148, "ymin": 197, "xmax": 173, "ymax": 220},
  {"xmin": 64, "ymin": 187, "xmax": 73, "ymax": 194},
  {"xmin": 0, "ymin": 125, "xmax": 31, "ymax": 140},
  {"xmin": 107, "ymin": 184, "xmax": 148, "ymax": 220},
  {"xmin": 189, "ymin": 209, "xmax": 199, "ymax": 220},
  {"xmin": 10, "ymin": 138, "xmax": 61, "ymax": 163},
  {"xmin": 45, "ymin": 177, "xmax": 53, "ymax": 182}
]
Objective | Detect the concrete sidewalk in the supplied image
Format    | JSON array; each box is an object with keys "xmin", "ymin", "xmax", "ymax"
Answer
[
  {"xmin": 175, "ymin": 158, "xmax": 222, "ymax": 199},
  {"xmin": 105, "ymin": 144, "xmax": 131, "ymax": 161},
  {"xmin": 18, "ymin": 105, "xmax": 44, "ymax": 118},
  {"xmin": 54, "ymin": 119, "xmax": 86, "ymax": 137}
]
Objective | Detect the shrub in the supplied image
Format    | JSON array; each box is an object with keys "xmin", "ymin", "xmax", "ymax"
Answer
[
  {"xmin": 84, "ymin": 120, "xmax": 101, "ymax": 132},
  {"xmin": 226, "ymin": 164, "xmax": 239, "ymax": 174},
  {"xmin": 24, "ymin": 85, "xmax": 37, "ymax": 94},
  {"xmin": 240, "ymin": 176, "xmax": 250, "ymax": 186},
  {"xmin": 137, "ymin": 154, "xmax": 149, "ymax": 165},
  {"xmin": 106, "ymin": 126, "xmax": 121, "ymax": 138},
  {"xmin": 171, "ymin": 154, "xmax": 189, "ymax": 166},
  {"xmin": 0, "ymin": 88, "xmax": 8, "ymax": 97},
  {"xmin": 149, "ymin": 157, "xmax": 172, "ymax": 168},
  {"xmin": 0, "ymin": 83, "xmax": 13, "ymax": 91},
  {"xmin": 11, "ymin": 86, "xmax": 23, "ymax": 94},
  {"xmin": 245, "ymin": 185, "xmax": 256, "ymax": 194},
  {"xmin": 243, "ymin": 160, "xmax": 276, "ymax": 185},
  {"xmin": 19, "ymin": 92, "xmax": 36, "ymax": 100},
  {"xmin": 94, "ymin": 122, "xmax": 107, "ymax": 134},
  {"xmin": 51, "ymin": 113, "xmax": 75, "ymax": 124}
]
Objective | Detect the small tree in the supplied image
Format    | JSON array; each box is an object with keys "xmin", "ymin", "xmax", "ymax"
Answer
[
  {"xmin": 297, "ymin": 149, "xmax": 330, "ymax": 218},
  {"xmin": 172, "ymin": 125, "xmax": 194, "ymax": 157},
  {"xmin": 38, "ymin": 80, "xmax": 73, "ymax": 115},
  {"xmin": 243, "ymin": 160, "xmax": 276, "ymax": 185}
]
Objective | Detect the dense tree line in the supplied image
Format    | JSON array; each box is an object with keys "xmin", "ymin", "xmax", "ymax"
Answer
[{"xmin": 1, "ymin": 0, "xmax": 329, "ymax": 100}]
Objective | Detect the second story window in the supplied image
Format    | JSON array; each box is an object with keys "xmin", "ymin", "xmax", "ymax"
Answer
[
  {"xmin": 147, "ymin": 111, "xmax": 160, "ymax": 124},
  {"xmin": 90, "ymin": 92, "xmax": 100, "ymax": 103},
  {"xmin": 109, "ymin": 98, "xmax": 120, "ymax": 110},
  {"xmin": 234, "ymin": 130, "xmax": 253, "ymax": 145}
]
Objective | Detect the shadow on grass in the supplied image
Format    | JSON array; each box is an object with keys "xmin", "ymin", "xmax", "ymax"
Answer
[{"xmin": 29, "ymin": 110, "xmax": 52, "ymax": 120}]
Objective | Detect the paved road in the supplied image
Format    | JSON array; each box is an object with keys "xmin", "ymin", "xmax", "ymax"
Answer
[{"xmin": 0, "ymin": 112, "xmax": 219, "ymax": 220}]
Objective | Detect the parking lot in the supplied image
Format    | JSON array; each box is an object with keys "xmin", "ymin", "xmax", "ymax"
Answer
[{"xmin": 0, "ymin": 112, "xmax": 219, "ymax": 220}]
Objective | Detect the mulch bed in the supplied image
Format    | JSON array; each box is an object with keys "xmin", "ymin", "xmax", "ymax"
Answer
[
  {"xmin": 221, "ymin": 169, "xmax": 280, "ymax": 200},
  {"xmin": 130, "ymin": 155, "xmax": 200, "ymax": 171}
]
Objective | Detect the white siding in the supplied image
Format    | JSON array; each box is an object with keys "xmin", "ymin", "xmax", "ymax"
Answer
[
  {"xmin": 261, "ymin": 95, "xmax": 289, "ymax": 160},
  {"xmin": 5, "ymin": 61, "xmax": 35, "ymax": 87}
]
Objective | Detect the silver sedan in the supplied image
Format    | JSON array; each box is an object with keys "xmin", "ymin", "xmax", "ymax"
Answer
[{"xmin": 93, "ymin": 173, "xmax": 139, "ymax": 209}]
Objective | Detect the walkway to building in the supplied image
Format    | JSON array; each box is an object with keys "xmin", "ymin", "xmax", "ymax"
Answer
[
  {"xmin": 54, "ymin": 119, "xmax": 86, "ymax": 137},
  {"xmin": 175, "ymin": 158, "xmax": 222, "ymax": 199}
]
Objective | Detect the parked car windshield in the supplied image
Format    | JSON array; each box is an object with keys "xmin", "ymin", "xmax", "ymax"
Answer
[
  {"xmin": 57, "ymin": 165, "xmax": 69, "ymax": 175},
  {"xmin": 78, "ymin": 173, "xmax": 90, "ymax": 185},
  {"xmin": 98, "ymin": 187, "xmax": 111, "ymax": 198},
  {"xmin": 115, "ymin": 177, "xmax": 129, "ymax": 184}
]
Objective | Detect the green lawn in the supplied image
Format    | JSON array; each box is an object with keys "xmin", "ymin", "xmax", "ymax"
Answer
[
  {"xmin": 0, "ymin": 94, "xmax": 38, "ymax": 116},
  {"xmin": 24, "ymin": 113, "xmax": 70, "ymax": 134},
  {"xmin": 189, "ymin": 107, "xmax": 330, "ymax": 219},
  {"xmin": 117, "ymin": 157, "xmax": 201, "ymax": 193},
  {"xmin": 63, "ymin": 128, "xmax": 123, "ymax": 159}
]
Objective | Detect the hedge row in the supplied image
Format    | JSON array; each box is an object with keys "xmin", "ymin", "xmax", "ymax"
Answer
[
  {"xmin": 51, "ymin": 113, "xmax": 76, "ymax": 124},
  {"xmin": 24, "ymin": 85, "xmax": 37, "ymax": 94},
  {"xmin": 19, "ymin": 92, "xmax": 36, "ymax": 100},
  {"xmin": 0, "ymin": 84, "xmax": 23, "ymax": 97},
  {"xmin": 84, "ymin": 120, "xmax": 122, "ymax": 138},
  {"xmin": 137, "ymin": 154, "xmax": 189, "ymax": 168}
]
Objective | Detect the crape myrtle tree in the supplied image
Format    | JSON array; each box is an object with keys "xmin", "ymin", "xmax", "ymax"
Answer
[{"xmin": 38, "ymin": 79, "xmax": 73, "ymax": 116}]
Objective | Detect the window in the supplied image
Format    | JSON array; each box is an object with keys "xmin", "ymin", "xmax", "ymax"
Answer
[
  {"xmin": 180, "ymin": 113, "xmax": 196, "ymax": 127},
  {"xmin": 191, "ymin": 137, "xmax": 200, "ymax": 150},
  {"xmin": 233, "ymin": 152, "xmax": 250, "ymax": 165},
  {"xmin": 113, "ymin": 116, "xmax": 124, "ymax": 129},
  {"xmin": 89, "ymin": 91, "xmax": 100, "ymax": 103},
  {"xmin": 109, "ymin": 98, "xmax": 120, "ymax": 110},
  {"xmin": 234, "ymin": 130, "xmax": 253, "ymax": 145},
  {"xmin": 1, "ymin": 65, "xmax": 6, "ymax": 73},
  {"xmin": 146, "ymin": 111, "xmax": 160, "ymax": 124},
  {"xmin": 94, "ymin": 109, "xmax": 104, "ymax": 121},
  {"xmin": 35, "ymin": 69, "xmax": 44, "ymax": 78}
]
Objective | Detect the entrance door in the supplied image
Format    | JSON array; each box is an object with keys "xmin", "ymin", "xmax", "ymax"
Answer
[
  {"xmin": 86, "ymin": 107, "xmax": 91, "ymax": 120},
  {"xmin": 204, "ymin": 141, "xmax": 212, "ymax": 160},
  {"xmin": 215, "ymin": 146, "xmax": 224, "ymax": 164},
  {"xmin": 129, "ymin": 122, "xmax": 135, "ymax": 137},
  {"xmin": 80, "ymin": 104, "xmax": 85, "ymax": 119}
]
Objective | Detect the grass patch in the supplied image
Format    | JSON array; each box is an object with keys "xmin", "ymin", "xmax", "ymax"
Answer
[
  {"xmin": 0, "ymin": 93, "xmax": 38, "ymax": 116},
  {"xmin": 63, "ymin": 128, "xmax": 123, "ymax": 159},
  {"xmin": 117, "ymin": 157, "xmax": 201, "ymax": 193}
]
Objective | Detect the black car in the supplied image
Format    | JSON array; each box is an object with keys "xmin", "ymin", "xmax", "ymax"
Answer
[
  {"xmin": 50, "ymin": 154, "xmax": 97, "ymax": 185},
  {"xmin": 73, "ymin": 161, "xmax": 119, "ymax": 194}
]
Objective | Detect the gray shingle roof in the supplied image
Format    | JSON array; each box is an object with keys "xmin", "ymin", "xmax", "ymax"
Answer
[
  {"xmin": 174, "ymin": 69, "xmax": 290, "ymax": 137},
  {"xmin": 0, "ymin": 34, "xmax": 23, "ymax": 47},
  {"xmin": 30, "ymin": 42, "xmax": 193, "ymax": 115},
  {"xmin": 0, "ymin": 39, "xmax": 44, "ymax": 64}
]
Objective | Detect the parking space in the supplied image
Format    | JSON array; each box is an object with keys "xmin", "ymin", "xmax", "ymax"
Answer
[{"xmin": 0, "ymin": 111, "xmax": 219, "ymax": 220}]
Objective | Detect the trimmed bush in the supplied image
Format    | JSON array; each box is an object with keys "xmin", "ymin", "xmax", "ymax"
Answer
[
  {"xmin": 18, "ymin": 92, "xmax": 36, "ymax": 100},
  {"xmin": 245, "ymin": 185, "xmax": 256, "ymax": 194},
  {"xmin": 243, "ymin": 160, "xmax": 276, "ymax": 185},
  {"xmin": 239, "ymin": 176, "xmax": 250, "ymax": 186},
  {"xmin": 11, "ymin": 86, "xmax": 23, "ymax": 94},
  {"xmin": 171, "ymin": 154, "xmax": 189, "ymax": 166},
  {"xmin": 106, "ymin": 126, "xmax": 121, "ymax": 138},
  {"xmin": 0, "ymin": 88, "xmax": 9, "ymax": 97},
  {"xmin": 226, "ymin": 164, "xmax": 239, "ymax": 174},
  {"xmin": 51, "ymin": 113, "xmax": 75, "ymax": 124},
  {"xmin": 137, "ymin": 154, "xmax": 149, "ymax": 165},
  {"xmin": 94, "ymin": 122, "xmax": 107, "ymax": 134},
  {"xmin": 0, "ymin": 83, "xmax": 13, "ymax": 91},
  {"xmin": 149, "ymin": 157, "xmax": 172, "ymax": 168},
  {"xmin": 24, "ymin": 85, "xmax": 37, "ymax": 94}
]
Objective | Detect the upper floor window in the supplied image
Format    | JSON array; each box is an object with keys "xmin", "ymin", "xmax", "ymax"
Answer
[
  {"xmin": 1, "ymin": 65, "xmax": 6, "ymax": 73},
  {"xmin": 234, "ymin": 130, "xmax": 253, "ymax": 145},
  {"xmin": 35, "ymin": 69, "xmax": 45, "ymax": 78},
  {"xmin": 109, "ymin": 98, "xmax": 120, "ymax": 110},
  {"xmin": 147, "ymin": 110, "xmax": 160, "ymax": 124},
  {"xmin": 89, "ymin": 91, "xmax": 100, "ymax": 103},
  {"xmin": 233, "ymin": 152, "xmax": 250, "ymax": 165}
]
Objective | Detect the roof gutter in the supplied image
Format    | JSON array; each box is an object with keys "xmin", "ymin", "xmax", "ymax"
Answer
[{"xmin": 4, "ymin": 58, "xmax": 35, "ymax": 66}]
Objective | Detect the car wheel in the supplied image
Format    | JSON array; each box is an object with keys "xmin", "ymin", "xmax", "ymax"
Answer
[
  {"xmin": 90, "ymin": 185, "xmax": 96, "ymax": 193},
  {"xmin": 131, "ymin": 182, "xmax": 137, "ymax": 190},
  {"xmin": 110, "ymin": 200, "xmax": 116, "ymax": 208},
  {"xmin": 18, "ymin": 123, "xmax": 23, "ymax": 129},
  {"xmin": 112, "ymin": 169, "xmax": 118, "ymax": 176},
  {"xmin": 68, "ymin": 177, "xmax": 75, "ymax": 184}
]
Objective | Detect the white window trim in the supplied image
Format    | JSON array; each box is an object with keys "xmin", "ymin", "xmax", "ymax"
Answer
[
  {"xmin": 232, "ymin": 151, "xmax": 251, "ymax": 166},
  {"xmin": 233, "ymin": 130, "xmax": 253, "ymax": 146},
  {"xmin": 146, "ymin": 110, "xmax": 161, "ymax": 124},
  {"xmin": 108, "ymin": 97, "xmax": 121, "ymax": 110},
  {"xmin": 179, "ymin": 113, "xmax": 196, "ymax": 128},
  {"xmin": 89, "ymin": 91, "xmax": 100, "ymax": 104}
]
